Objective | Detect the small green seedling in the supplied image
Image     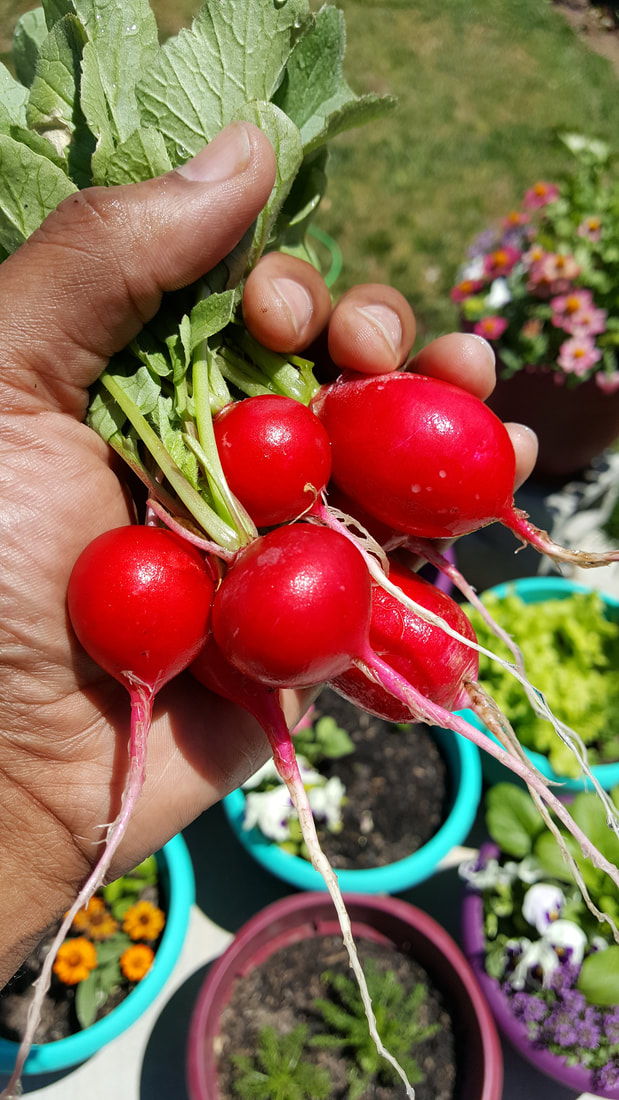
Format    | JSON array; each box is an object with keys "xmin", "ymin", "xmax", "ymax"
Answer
[
  {"xmin": 311, "ymin": 960, "xmax": 439, "ymax": 1099},
  {"xmin": 231, "ymin": 1024, "xmax": 331, "ymax": 1100}
]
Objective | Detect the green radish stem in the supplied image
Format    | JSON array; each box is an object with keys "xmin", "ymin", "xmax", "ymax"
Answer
[{"xmin": 146, "ymin": 498, "xmax": 234, "ymax": 562}]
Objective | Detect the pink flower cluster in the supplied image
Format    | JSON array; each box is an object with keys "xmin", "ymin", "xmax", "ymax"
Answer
[
  {"xmin": 551, "ymin": 289, "xmax": 607, "ymax": 378},
  {"xmin": 452, "ymin": 172, "xmax": 616, "ymax": 391}
]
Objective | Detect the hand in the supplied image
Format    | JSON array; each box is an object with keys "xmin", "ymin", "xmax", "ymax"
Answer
[{"xmin": 0, "ymin": 121, "xmax": 537, "ymax": 983}]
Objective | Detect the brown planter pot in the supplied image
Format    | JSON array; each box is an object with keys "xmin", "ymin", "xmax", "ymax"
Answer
[{"xmin": 485, "ymin": 366, "xmax": 619, "ymax": 480}]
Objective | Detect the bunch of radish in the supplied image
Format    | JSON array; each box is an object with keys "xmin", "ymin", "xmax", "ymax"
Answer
[{"xmin": 6, "ymin": 368, "xmax": 619, "ymax": 1100}]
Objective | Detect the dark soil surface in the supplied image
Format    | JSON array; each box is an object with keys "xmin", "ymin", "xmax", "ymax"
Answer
[
  {"xmin": 308, "ymin": 688, "xmax": 451, "ymax": 870},
  {"xmin": 216, "ymin": 934, "xmax": 459, "ymax": 1100}
]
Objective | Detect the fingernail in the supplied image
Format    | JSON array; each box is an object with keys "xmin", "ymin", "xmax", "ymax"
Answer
[
  {"xmin": 468, "ymin": 333, "xmax": 496, "ymax": 368},
  {"xmin": 272, "ymin": 277, "xmax": 314, "ymax": 335},
  {"xmin": 177, "ymin": 122, "xmax": 252, "ymax": 183},
  {"xmin": 357, "ymin": 304, "xmax": 402, "ymax": 359}
]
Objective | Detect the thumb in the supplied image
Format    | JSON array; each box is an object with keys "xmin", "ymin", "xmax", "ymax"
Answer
[{"xmin": 0, "ymin": 122, "xmax": 276, "ymax": 414}]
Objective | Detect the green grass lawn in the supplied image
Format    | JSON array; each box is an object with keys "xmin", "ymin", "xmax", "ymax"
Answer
[
  {"xmin": 312, "ymin": 0, "xmax": 619, "ymax": 342},
  {"xmin": 2, "ymin": 0, "xmax": 617, "ymax": 344}
]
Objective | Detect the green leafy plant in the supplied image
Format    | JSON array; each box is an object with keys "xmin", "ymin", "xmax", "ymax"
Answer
[
  {"xmin": 461, "ymin": 783, "xmax": 619, "ymax": 1092},
  {"xmin": 0, "ymin": 0, "xmax": 395, "ymax": 553},
  {"xmin": 231, "ymin": 1024, "xmax": 331, "ymax": 1100},
  {"xmin": 453, "ymin": 133, "xmax": 619, "ymax": 391},
  {"xmin": 292, "ymin": 713, "xmax": 355, "ymax": 767},
  {"xmin": 465, "ymin": 587, "xmax": 619, "ymax": 777},
  {"xmin": 311, "ymin": 960, "xmax": 438, "ymax": 1099}
]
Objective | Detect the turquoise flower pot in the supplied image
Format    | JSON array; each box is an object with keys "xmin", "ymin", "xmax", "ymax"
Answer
[
  {"xmin": 223, "ymin": 726, "xmax": 481, "ymax": 895},
  {"xmin": 0, "ymin": 833, "xmax": 194, "ymax": 1076},
  {"xmin": 458, "ymin": 576, "xmax": 619, "ymax": 792}
]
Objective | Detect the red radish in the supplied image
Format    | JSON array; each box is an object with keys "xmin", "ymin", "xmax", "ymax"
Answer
[
  {"xmin": 67, "ymin": 525, "xmax": 216, "ymax": 691},
  {"xmin": 312, "ymin": 371, "xmax": 619, "ymax": 567},
  {"xmin": 4, "ymin": 526, "xmax": 215, "ymax": 1098},
  {"xmin": 213, "ymin": 394, "xmax": 332, "ymax": 527},
  {"xmin": 330, "ymin": 557, "xmax": 478, "ymax": 721},
  {"xmin": 211, "ymin": 522, "xmax": 372, "ymax": 688}
]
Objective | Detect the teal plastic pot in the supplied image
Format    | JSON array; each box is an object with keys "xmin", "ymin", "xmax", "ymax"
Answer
[
  {"xmin": 458, "ymin": 576, "xmax": 619, "ymax": 793},
  {"xmin": 223, "ymin": 726, "xmax": 481, "ymax": 894},
  {"xmin": 0, "ymin": 833, "xmax": 194, "ymax": 1076}
]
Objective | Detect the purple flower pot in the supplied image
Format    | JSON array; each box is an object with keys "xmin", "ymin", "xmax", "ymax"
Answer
[
  {"xmin": 461, "ymin": 844, "xmax": 619, "ymax": 1098},
  {"xmin": 186, "ymin": 892, "xmax": 503, "ymax": 1100}
]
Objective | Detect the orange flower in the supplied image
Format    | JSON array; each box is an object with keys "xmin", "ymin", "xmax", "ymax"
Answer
[
  {"xmin": 120, "ymin": 944, "xmax": 155, "ymax": 982},
  {"xmin": 53, "ymin": 938, "xmax": 98, "ymax": 986},
  {"xmin": 122, "ymin": 900, "xmax": 166, "ymax": 942},
  {"xmin": 72, "ymin": 896, "xmax": 119, "ymax": 940}
]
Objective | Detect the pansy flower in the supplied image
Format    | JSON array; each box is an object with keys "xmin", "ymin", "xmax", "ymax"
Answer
[{"xmin": 522, "ymin": 883, "xmax": 565, "ymax": 933}]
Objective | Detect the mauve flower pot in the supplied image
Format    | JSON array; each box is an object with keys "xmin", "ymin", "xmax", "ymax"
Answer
[
  {"xmin": 461, "ymin": 845, "xmax": 619, "ymax": 1098},
  {"xmin": 485, "ymin": 365, "xmax": 619, "ymax": 481},
  {"xmin": 186, "ymin": 891, "xmax": 503, "ymax": 1100}
]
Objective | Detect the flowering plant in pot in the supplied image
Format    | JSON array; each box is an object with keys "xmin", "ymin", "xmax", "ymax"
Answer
[
  {"xmin": 461, "ymin": 781, "xmax": 619, "ymax": 1096},
  {"xmin": 452, "ymin": 132, "xmax": 619, "ymax": 477},
  {"xmin": 186, "ymin": 891, "xmax": 503, "ymax": 1100},
  {"xmin": 0, "ymin": 834, "xmax": 194, "ymax": 1077},
  {"xmin": 460, "ymin": 575, "xmax": 619, "ymax": 790},
  {"xmin": 223, "ymin": 686, "xmax": 481, "ymax": 895}
]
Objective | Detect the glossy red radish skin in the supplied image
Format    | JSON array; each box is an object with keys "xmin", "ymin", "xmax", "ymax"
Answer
[
  {"xmin": 213, "ymin": 394, "xmax": 332, "ymax": 527},
  {"xmin": 211, "ymin": 523, "xmax": 372, "ymax": 688},
  {"xmin": 67, "ymin": 526, "xmax": 215, "ymax": 691},
  {"xmin": 312, "ymin": 372, "xmax": 516, "ymax": 539},
  {"xmin": 313, "ymin": 371, "xmax": 619, "ymax": 568},
  {"xmin": 330, "ymin": 558, "xmax": 478, "ymax": 721},
  {"xmin": 2, "ymin": 527, "xmax": 218, "ymax": 1100}
]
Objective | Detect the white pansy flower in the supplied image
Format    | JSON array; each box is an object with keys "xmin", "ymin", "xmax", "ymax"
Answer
[
  {"xmin": 242, "ymin": 754, "xmax": 320, "ymax": 791},
  {"xmin": 522, "ymin": 882, "xmax": 565, "ymax": 933},
  {"xmin": 243, "ymin": 786, "xmax": 294, "ymax": 842},
  {"xmin": 515, "ymin": 856, "xmax": 546, "ymax": 884},
  {"xmin": 591, "ymin": 936, "xmax": 610, "ymax": 953},
  {"xmin": 459, "ymin": 856, "xmax": 517, "ymax": 890},
  {"xmin": 544, "ymin": 919, "xmax": 587, "ymax": 967},
  {"xmin": 307, "ymin": 777, "xmax": 346, "ymax": 831},
  {"xmin": 241, "ymin": 758, "xmax": 282, "ymax": 790},
  {"xmin": 486, "ymin": 277, "xmax": 512, "ymax": 309},
  {"xmin": 510, "ymin": 937, "xmax": 560, "ymax": 990}
]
